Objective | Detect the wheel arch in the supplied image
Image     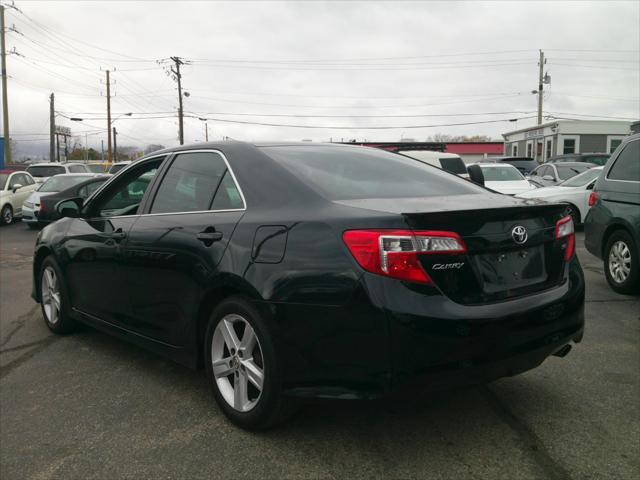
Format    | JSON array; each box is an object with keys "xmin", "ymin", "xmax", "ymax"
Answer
[
  {"xmin": 33, "ymin": 246, "xmax": 54, "ymax": 302},
  {"xmin": 195, "ymin": 276, "xmax": 266, "ymax": 369},
  {"xmin": 562, "ymin": 201, "xmax": 581, "ymax": 224},
  {"xmin": 601, "ymin": 222, "xmax": 635, "ymax": 258}
]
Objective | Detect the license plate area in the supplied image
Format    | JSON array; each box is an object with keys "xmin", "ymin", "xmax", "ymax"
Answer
[{"xmin": 474, "ymin": 245, "xmax": 547, "ymax": 293}]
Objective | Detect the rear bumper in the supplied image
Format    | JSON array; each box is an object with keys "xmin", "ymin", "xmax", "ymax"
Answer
[{"xmin": 280, "ymin": 258, "xmax": 585, "ymax": 399}]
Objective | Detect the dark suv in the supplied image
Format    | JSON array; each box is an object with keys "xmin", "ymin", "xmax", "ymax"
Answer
[
  {"xmin": 584, "ymin": 134, "xmax": 640, "ymax": 294},
  {"xmin": 482, "ymin": 156, "xmax": 539, "ymax": 175}
]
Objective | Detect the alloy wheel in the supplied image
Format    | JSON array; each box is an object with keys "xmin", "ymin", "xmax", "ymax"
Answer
[
  {"xmin": 608, "ymin": 240, "xmax": 632, "ymax": 284},
  {"xmin": 41, "ymin": 266, "xmax": 62, "ymax": 324},
  {"xmin": 211, "ymin": 314, "xmax": 265, "ymax": 412}
]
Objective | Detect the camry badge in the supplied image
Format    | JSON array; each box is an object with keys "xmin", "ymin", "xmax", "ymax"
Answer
[{"xmin": 511, "ymin": 225, "xmax": 528, "ymax": 245}]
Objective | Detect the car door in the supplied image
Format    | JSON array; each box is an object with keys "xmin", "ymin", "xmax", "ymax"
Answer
[
  {"xmin": 62, "ymin": 157, "xmax": 165, "ymax": 325},
  {"xmin": 122, "ymin": 150, "xmax": 245, "ymax": 346},
  {"xmin": 9, "ymin": 173, "xmax": 35, "ymax": 214}
]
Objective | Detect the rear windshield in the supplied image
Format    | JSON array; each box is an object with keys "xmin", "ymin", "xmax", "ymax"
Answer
[
  {"xmin": 261, "ymin": 146, "xmax": 481, "ymax": 200},
  {"xmin": 479, "ymin": 165, "xmax": 524, "ymax": 181},
  {"xmin": 38, "ymin": 176, "xmax": 92, "ymax": 193},
  {"xmin": 26, "ymin": 165, "xmax": 65, "ymax": 177},
  {"xmin": 557, "ymin": 165, "xmax": 592, "ymax": 180},
  {"xmin": 560, "ymin": 168, "xmax": 602, "ymax": 187},
  {"xmin": 581, "ymin": 155, "xmax": 609, "ymax": 166},
  {"xmin": 439, "ymin": 157, "xmax": 467, "ymax": 174}
]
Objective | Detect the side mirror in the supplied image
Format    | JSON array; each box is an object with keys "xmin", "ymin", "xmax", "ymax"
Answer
[
  {"xmin": 11, "ymin": 183, "xmax": 23, "ymax": 193},
  {"xmin": 467, "ymin": 165, "xmax": 485, "ymax": 186},
  {"xmin": 543, "ymin": 175, "xmax": 555, "ymax": 181},
  {"xmin": 55, "ymin": 197, "xmax": 83, "ymax": 218}
]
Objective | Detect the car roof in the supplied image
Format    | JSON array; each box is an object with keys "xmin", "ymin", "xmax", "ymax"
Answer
[
  {"xmin": 475, "ymin": 163, "xmax": 520, "ymax": 168},
  {"xmin": 27, "ymin": 162, "xmax": 86, "ymax": 167}
]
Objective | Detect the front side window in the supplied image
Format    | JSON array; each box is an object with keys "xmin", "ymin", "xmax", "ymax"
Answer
[
  {"xmin": 563, "ymin": 139, "xmax": 576, "ymax": 154},
  {"xmin": 78, "ymin": 180, "xmax": 107, "ymax": 199},
  {"xmin": 92, "ymin": 159, "xmax": 163, "ymax": 217},
  {"xmin": 150, "ymin": 152, "xmax": 228, "ymax": 214},
  {"xmin": 608, "ymin": 140, "xmax": 640, "ymax": 182}
]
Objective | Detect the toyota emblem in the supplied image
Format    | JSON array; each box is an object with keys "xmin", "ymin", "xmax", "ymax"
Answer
[{"xmin": 511, "ymin": 225, "xmax": 528, "ymax": 245}]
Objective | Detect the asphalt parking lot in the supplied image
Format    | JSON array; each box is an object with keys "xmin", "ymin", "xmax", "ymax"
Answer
[{"xmin": 0, "ymin": 221, "xmax": 638, "ymax": 480}]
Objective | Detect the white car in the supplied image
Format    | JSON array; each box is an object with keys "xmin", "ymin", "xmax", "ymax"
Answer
[
  {"xmin": 25, "ymin": 162, "xmax": 91, "ymax": 184},
  {"xmin": 472, "ymin": 163, "xmax": 536, "ymax": 195},
  {"xmin": 398, "ymin": 150, "xmax": 469, "ymax": 179},
  {"xmin": 516, "ymin": 166, "xmax": 604, "ymax": 225},
  {"xmin": 0, "ymin": 170, "xmax": 38, "ymax": 225},
  {"xmin": 21, "ymin": 173, "xmax": 97, "ymax": 228}
]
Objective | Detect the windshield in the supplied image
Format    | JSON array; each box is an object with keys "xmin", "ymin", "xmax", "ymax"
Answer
[
  {"xmin": 479, "ymin": 165, "xmax": 525, "ymax": 181},
  {"xmin": 26, "ymin": 165, "xmax": 65, "ymax": 178},
  {"xmin": 38, "ymin": 176, "xmax": 93, "ymax": 193},
  {"xmin": 560, "ymin": 168, "xmax": 602, "ymax": 187},
  {"xmin": 0, "ymin": 174, "xmax": 8, "ymax": 190},
  {"xmin": 557, "ymin": 165, "xmax": 592, "ymax": 180},
  {"xmin": 262, "ymin": 146, "xmax": 482, "ymax": 200}
]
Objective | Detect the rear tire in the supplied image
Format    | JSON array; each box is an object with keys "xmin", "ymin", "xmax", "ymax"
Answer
[
  {"xmin": 39, "ymin": 256, "xmax": 78, "ymax": 334},
  {"xmin": 604, "ymin": 230, "xmax": 639, "ymax": 295},
  {"xmin": 1, "ymin": 205, "xmax": 13, "ymax": 225},
  {"xmin": 204, "ymin": 296, "xmax": 294, "ymax": 430}
]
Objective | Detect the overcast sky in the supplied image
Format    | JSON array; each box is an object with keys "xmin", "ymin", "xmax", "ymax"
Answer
[{"xmin": 4, "ymin": 0, "xmax": 639, "ymax": 157}]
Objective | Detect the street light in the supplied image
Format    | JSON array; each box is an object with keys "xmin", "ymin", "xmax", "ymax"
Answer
[{"xmin": 198, "ymin": 117, "xmax": 209, "ymax": 142}]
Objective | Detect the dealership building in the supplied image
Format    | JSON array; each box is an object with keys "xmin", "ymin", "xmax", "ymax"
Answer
[{"xmin": 502, "ymin": 120, "xmax": 632, "ymax": 163}]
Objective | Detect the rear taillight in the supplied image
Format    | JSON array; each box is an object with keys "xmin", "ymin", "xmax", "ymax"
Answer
[
  {"xmin": 588, "ymin": 191, "xmax": 598, "ymax": 207},
  {"xmin": 342, "ymin": 230, "xmax": 466, "ymax": 284},
  {"xmin": 555, "ymin": 216, "xmax": 575, "ymax": 261}
]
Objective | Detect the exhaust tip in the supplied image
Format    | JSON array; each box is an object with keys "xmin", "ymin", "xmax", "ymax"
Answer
[{"xmin": 553, "ymin": 344, "xmax": 572, "ymax": 358}]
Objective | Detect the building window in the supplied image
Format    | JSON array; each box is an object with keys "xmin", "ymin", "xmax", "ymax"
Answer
[
  {"xmin": 607, "ymin": 136, "xmax": 625, "ymax": 154},
  {"xmin": 545, "ymin": 139, "xmax": 553, "ymax": 159},
  {"xmin": 526, "ymin": 142, "xmax": 533, "ymax": 157},
  {"xmin": 512, "ymin": 144, "xmax": 518, "ymax": 156},
  {"xmin": 563, "ymin": 139, "xmax": 576, "ymax": 154}
]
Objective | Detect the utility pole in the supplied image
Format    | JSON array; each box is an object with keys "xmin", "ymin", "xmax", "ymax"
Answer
[
  {"xmin": 84, "ymin": 132, "xmax": 88, "ymax": 161},
  {"xmin": 56, "ymin": 133, "xmax": 59, "ymax": 162},
  {"xmin": 106, "ymin": 69, "xmax": 112, "ymax": 161},
  {"xmin": 1, "ymin": 5, "xmax": 11, "ymax": 163},
  {"xmin": 537, "ymin": 50, "xmax": 545, "ymax": 125},
  {"xmin": 113, "ymin": 126, "xmax": 117, "ymax": 161},
  {"xmin": 170, "ymin": 57, "xmax": 184, "ymax": 145},
  {"xmin": 49, "ymin": 93, "xmax": 55, "ymax": 161},
  {"xmin": 101, "ymin": 139, "xmax": 104, "ymax": 160}
]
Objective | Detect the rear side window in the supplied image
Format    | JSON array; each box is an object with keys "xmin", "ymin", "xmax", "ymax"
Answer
[
  {"xmin": 150, "ymin": 152, "xmax": 228, "ymax": 214},
  {"xmin": 439, "ymin": 157, "xmax": 467, "ymax": 175},
  {"xmin": 608, "ymin": 140, "xmax": 640, "ymax": 182},
  {"xmin": 262, "ymin": 146, "xmax": 481, "ymax": 200}
]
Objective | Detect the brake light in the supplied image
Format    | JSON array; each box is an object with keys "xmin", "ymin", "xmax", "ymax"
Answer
[
  {"xmin": 39, "ymin": 201, "xmax": 45, "ymax": 212},
  {"xmin": 555, "ymin": 216, "xmax": 575, "ymax": 261},
  {"xmin": 588, "ymin": 191, "xmax": 598, "ymax": 207},
  {"xmin": 342, "ymin": 230, "xmax": 466, "ymax": 284}
]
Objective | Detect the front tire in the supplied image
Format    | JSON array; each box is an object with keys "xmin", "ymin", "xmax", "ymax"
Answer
[
  {"xmin": 1, "ymin": 205, "xmax": 13, "ymax": 225},
  {"xmin": 204, "ymin": 296, "xmax": 293, "ymax": 430},
  {"xmin": 39, "ymin": 256, "xmax": 78, "ymax": 334},
  {"xmin": 604, "ymin": 230, "xmax": 639, "ymax": 295}
]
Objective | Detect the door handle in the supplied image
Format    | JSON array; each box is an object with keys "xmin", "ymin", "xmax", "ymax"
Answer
[
  {"xmin": 197, "ymin": 227, "xmax": 223, "ymax": 246},
  {"xmin": 110, "ymin": 228, "xmax": 127, "ymax": 241}
]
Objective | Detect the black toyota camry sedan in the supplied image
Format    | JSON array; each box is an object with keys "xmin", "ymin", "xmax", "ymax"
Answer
[{"xmin": 32, "ymin": 142, "xmax": 585, "ymax": 429}]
